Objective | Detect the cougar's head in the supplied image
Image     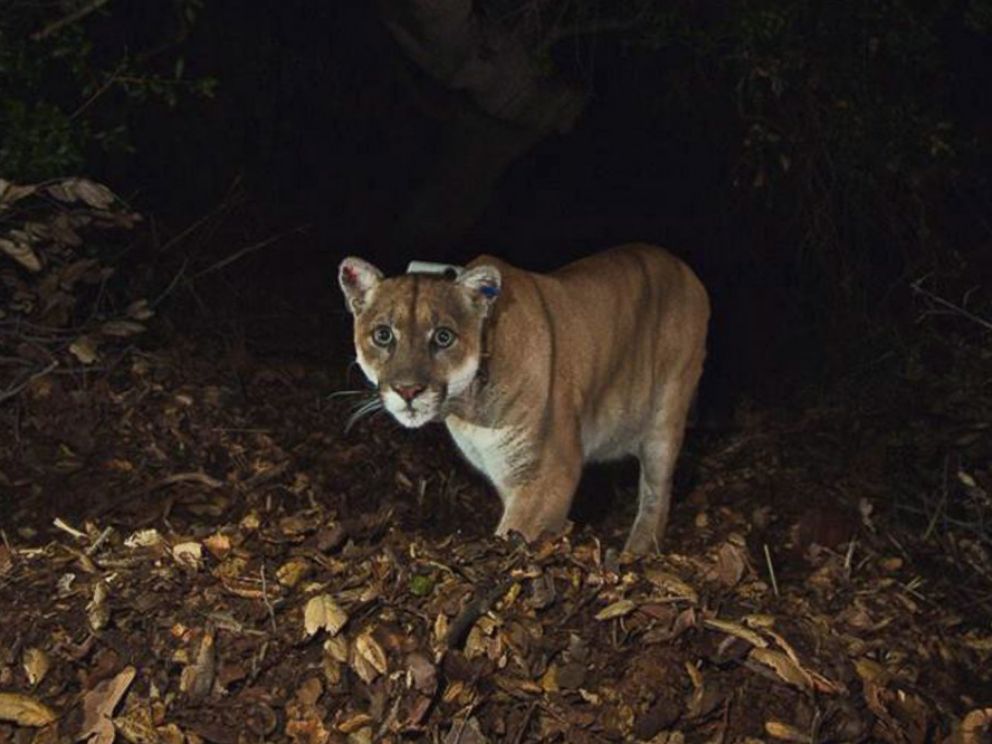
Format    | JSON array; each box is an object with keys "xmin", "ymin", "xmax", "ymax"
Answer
[{"xmin": 338, "ymin": 257, "xmax": 501, "ymax": 428}]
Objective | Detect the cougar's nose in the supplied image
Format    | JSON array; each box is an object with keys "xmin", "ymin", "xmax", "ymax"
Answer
[{"xmin": 393, "ymin": 383, "xmax": 426, "ymax": 403}]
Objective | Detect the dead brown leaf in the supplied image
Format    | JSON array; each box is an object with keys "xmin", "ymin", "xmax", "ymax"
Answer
[
  {"xmin": 78, "ymin": 666, "xmax": 136, "ymax": 744},
  {"xmin": 304, "ymin": 594, "xmax": 349, "ymax": 638},
  {"xmin": 0, "ymin": 692, "xmax": 57, "ymax": 727}
]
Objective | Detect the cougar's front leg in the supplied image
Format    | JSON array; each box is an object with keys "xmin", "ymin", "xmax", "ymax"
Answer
[{"xmin": 494, "ymin": 436, "xmax": 582, "ymax": 543}]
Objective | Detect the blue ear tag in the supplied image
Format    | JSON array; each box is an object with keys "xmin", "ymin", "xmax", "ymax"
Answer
[{"xmin": 481, "ymin": 284, "xmax": 500, "ymax": 299}]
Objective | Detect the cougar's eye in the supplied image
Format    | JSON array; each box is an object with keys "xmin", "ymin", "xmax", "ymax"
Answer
[
  {"xmin": 432, "ymin": 327, "xmax": 456, "ymax": 349},
  {"xmin": 371, "ymin": 325, "xmax": 394, "ymax": 347}
]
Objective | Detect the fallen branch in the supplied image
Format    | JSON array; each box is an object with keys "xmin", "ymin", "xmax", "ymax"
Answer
[{"xmin": 444, "ymin": 578, "xmax": 514, "ymax": 650}]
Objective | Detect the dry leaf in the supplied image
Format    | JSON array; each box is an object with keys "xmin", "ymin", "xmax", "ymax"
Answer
[
  {"xmin": 765, "ymin": 720, "xmax": 811, "ymax": 742},
  {"xmin": 100, "ymin": 320, "xmax": 146, "ymax": 338},
  {"xmin": 0, "ymin": 179, "xmax": 38, "ymax": 206},
  {"xmin": 0, "ymin": 692, "xmax": 57, "ymax": 726},
  {"xmin": 707, "ymin": 541, "xmax": 749, "ymax": 587},
  {"xmin": 172, "ymin": 542, "xmax": 203, "ymax": 570},
  {"xmin": 276, "ymin": 557, "xmax": 311, "ymax": 588},
  {"xmin": 406, "ymin": 652, "xmax": 437, "ymax": 695},
  {"xmin": 88, "ymin": 580, "xmax": 111, "ymax": 631},
  {"xmin": 113, "ymin": 704, "xmax": 159, "ymax": 744},
  {"xmin": 180, "ymin": 628, "xmax": 216, "ymax": 700},
  {"xmin": 126, "ymin": 299, "xmax": 155, "ymax": 320},
  {"xmin": 854, "ymin": 658, "xmax": 889, "ymax": 684},
  {"xmin": 59, "ymin": 258, "xmax": 100, "ymax": 288},
  {"xmin": 304, "ymin": 594, "xmax": 349, "ymax": 637},
  {"xmin": 70, "ymin": 335, "xmax": 100, "ymax": 365},
  {"xmin": 749, "ymin": 648, "xmax": 812, "ymax": 691},
  {"xmin": 953, "ymin": 708, "xmax": 992, "ymax": 744},
  {"xmin": 540, "ymin": 664, "xmax": 560, "ymax": 693},
  {"xmin": 125, "ymin": 529, "xmax": 164, "ymax": 549},
  {"xmin": 337, "ymin": 713, "xmax": 373, "ymax": 734},
  {"xmin": 48, "ymin": 178, "xmax": 116, "ymax": 209},
  {"xmin": 0, "ymin": 544, "xmax": 12, "ymax": 576},
  {"xmin": 49, "ymin": 211, "xmax": 84, "ymax": 245},
  {"xmin": 595, "ymin": 599, "xmax": 636, "ymax": 620},
  {"xmin": 444, "ymin": 716, "xmax": 489, "ymax": 744},
  {"xmin": 202, "ymin": 533, "xmax": 231, "ymax": 559},
  {"xmin": 703, "ymin": 618, "xmax": 768, "ymax": 648},
  {"xmin": 0, "ymin": 238, "xmax": 42, "ymax": 272},
  {"xmin": 347, "ymin": 630, "xmax": 387, "ymax": 685},
  {"xmin": 433, "ymin": 612, "xmax": 449, "ymax": 645},
  {"xmin": 644, "ymin": 568, "xmax": 699, "ymax": 603},
  {"xmin": 23, "ymin": 647, "xmax": 50, "ymax": 685},
  {"xmin": 78, "ymin": 666, "xmax": 136, "ymax": 744},
  {"xmin": 324, "ymin": 635, "xmax": 349, "ymax": 663},
  {"xmin": 156, "ymin": 723, "xmax": 186, "ymax": 744}
]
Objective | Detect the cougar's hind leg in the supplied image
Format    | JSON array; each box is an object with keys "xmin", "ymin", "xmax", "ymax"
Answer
[{"xmin": 625, "ymin": 360, "xmax": 703, "ymax": 555}]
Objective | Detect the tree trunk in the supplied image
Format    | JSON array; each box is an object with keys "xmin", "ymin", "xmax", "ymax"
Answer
[{"xmin": 375, "ymin": 0, "xmax": 586, "ymax": 257}]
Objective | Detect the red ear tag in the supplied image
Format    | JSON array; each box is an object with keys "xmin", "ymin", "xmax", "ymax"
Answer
[
  {"xmin": 481, "ymin": 285, "xmax": 499, "ymax": 299},
  {"xmin": 342, "ymin": 265, "xmax": 358, "ymax": 285}
]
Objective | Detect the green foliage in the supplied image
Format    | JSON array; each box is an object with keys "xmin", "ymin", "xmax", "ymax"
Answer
[{"xmin": 0, "ymin": 0, "xmax": 217, "ymax": 182}]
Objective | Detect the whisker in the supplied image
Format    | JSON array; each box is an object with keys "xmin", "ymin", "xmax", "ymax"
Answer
[
  {"xmin": 327, "ymin": 389, "xmax": 371, "ymax": 400},
  {"xmin": 345, "ymin": 396, "xmax": 383, "ymax": 433}
]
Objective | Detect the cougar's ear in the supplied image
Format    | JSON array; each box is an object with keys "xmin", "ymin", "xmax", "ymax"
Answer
[
  {"xmin": 338, "ymin": 257, "xmax": 383, "ymax": 314},
  {"xmin": 456, "ymin": 265, "xmax": 501, "ymax": 315}
]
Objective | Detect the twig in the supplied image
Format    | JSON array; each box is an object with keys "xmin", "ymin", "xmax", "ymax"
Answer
[
  {"xmin": 190, "ymin": 227, "xmax": 307, "ymax": 280},
  {"xmin": 445, "ymin": 578, "xmax": 514, "ymax": 649},
  {"xmin": 85, "ymin": 526, "xmax": 114, "ymax": 556},
  {"xmin": 32, "ymin": 0, "xmax": 111, "ymax": 41},
  {"xmin": 158, "ymin": 213, "xmax": 213, "ymax": 254},
  {"xmin": 763, "ymin": 543, "xmax": 780, "ymax": 598},
  {"xmin": 0, "ymin": 360, "xmax": 58, "ymax": 405},
  {"xmin": 374, "ymin": 696, "xmax": 404, "ymax": 741},
  {"xmin": 451, "ymin": 698, "xmax": 480, "ymax": 744},
  {"xmin": 511, "ymin": 700, "xmax": 539, "ymax": 744},
  {"xmin": 560, "ymin": 585, "xmax": 603, "ymax": 626},
  {"xmin": 150, "ymin": 257, "xmax": 189, "ymax": 308},
  {"xmin": 71, "ymin": 60, "xmax": 126, "ymax": 120},
  {"xmin": 843, "ymin": 538, "xmax": 857, "ymax": 576},
  {"xmin": 895, "ymin": 503, "xmax": 992, "ymax": 547},
  {"xmin": 544, "ymin": 0, "xmax": 653, "ymax": 47},
  {"xmin": 135, "ymin": 471, "xmax": 224, "ymax": 495},
  {"xmin": 53, "ymin": 518, "xmax": 88, "ymax": 540},
  {"xmin": 911, "ymin": 276, "xmax": 992, "ymax": 332},
  {"xmin": 923, "ymin": 455, "xmax": 952, "ymax": 541},
  {"xmin": 260, "ymin": 565, "xmax": 277, "ymax": 632},
  {"xmin": 238, "ymin": 461, "xmax": 290, "ymax": 492},
  {"xmin": 0, "ymin": 529, "xmax": 17, "ymax": 567}
]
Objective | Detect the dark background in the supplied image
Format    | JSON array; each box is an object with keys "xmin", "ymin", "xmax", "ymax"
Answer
[{"xmin": 4, "ymin": 0, "xmax": 991, "ymax": 412}]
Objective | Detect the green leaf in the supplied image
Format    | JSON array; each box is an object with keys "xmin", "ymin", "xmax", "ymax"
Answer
[{"xmin": 409, "ymin": 574, "xmax": 435, "ymax": 597}]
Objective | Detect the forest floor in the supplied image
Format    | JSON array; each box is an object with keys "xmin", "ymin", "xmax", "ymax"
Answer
[{"xmin": 1, "ymin": 321, "xmax": 991, "ymax": 743}]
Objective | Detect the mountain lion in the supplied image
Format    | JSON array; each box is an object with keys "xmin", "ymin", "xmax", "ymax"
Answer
[{"xmin": 338, "ymin": 244, "xmax": 709, "ymax": 554}]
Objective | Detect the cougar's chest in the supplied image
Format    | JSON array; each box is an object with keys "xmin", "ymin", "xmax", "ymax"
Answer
[{"xmin": 445, "ymin": 416, "xmax": 528, "ymax": 490}]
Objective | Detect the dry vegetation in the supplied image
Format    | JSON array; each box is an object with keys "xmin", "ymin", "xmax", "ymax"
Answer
[{"xmin": 1, "ymin": 190, "xmax": 991, "ymax": 742}]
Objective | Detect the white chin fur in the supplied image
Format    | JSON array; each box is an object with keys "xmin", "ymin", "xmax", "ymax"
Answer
[{"xmin": 383, "ymin": 389, "xmax": 440, "ymax": 428}]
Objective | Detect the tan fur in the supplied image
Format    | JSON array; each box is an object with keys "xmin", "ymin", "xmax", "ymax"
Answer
[{"xmin": 339, "ymin": 244, "xmax": 710, "ymax": 554}]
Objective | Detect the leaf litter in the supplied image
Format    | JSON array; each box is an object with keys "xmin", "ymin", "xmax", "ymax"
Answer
[{"xmin": 1, "ymin": 287, "xmax": 991, "ymax": 741}]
